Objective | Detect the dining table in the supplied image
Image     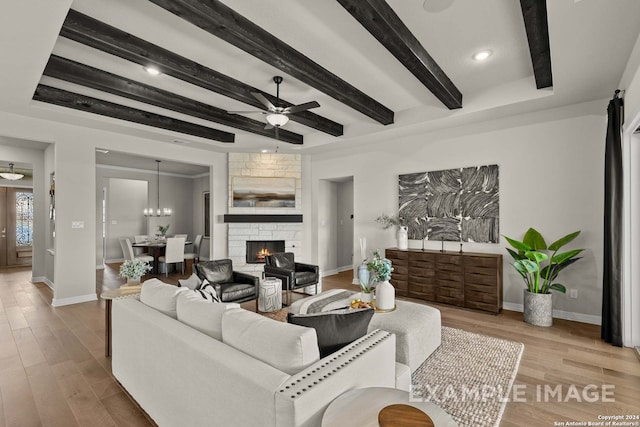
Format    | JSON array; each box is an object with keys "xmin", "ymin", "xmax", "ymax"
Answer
[{"xmin": 132, "ymin": 239, "xmax": 192, "ymax": 274}]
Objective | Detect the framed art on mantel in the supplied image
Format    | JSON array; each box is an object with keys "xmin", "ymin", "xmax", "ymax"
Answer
[{"xmin": 232, "ymin": 177, "xmax": 295, "ymax": 208}]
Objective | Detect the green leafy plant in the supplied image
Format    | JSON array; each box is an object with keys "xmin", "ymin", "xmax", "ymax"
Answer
[
  {"xmin": 157, "ymin": 224, "xmax": 170, "ymax": 236},
  {"xmin": 375, "ymin": 214, "xmax": 406, "ymax": 229},
  {"xmin": 118, "ymin": 259, "xmax": 151, "ymax": 280},
  {"xmin": 504, "ymin": 228, "xmax": 583, "ymax": 294},
  {"xmin": 367, "ymin": 250, "xmax": 394, "ymax": 282}
]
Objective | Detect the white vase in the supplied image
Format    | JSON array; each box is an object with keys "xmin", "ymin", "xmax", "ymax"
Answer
[
  {"xmin": 398, "ymin": 226, "xmax": 408, "ymax": 250},
  {"xmin": 376, "ymin": 280, "xmax": 395, "ymax": 310},
  {"xmin": 360, "ymin": 292, "xmax": 374, "ymax": 303}
]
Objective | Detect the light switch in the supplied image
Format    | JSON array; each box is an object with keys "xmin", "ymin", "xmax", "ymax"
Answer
[{"xmin": 71, "ymin": 221, "xmax": 85, "ymax": 229}]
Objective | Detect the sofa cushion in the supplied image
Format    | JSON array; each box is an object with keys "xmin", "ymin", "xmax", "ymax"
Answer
[
  {"xmin": 287, "ymin": 308, "xmax": 375, "ymax": 358},
  {"xmin": 218, "ymin": 283, "xmax": 255, "ymax": 302},
  {"xmin": 140, "ymin": 278, "xmax": 187, "ymax": 318},
  {"xmin": 176, "ymin": 291, "xmax": 240, "ymax": 340},
  {"xmin": 195, "ymin": 260, "xmax": 234, "ymax": 284},
  {"xmin": 222, "ymin": 309, "xmax": 319, "ymax": 375},
  {"xmin": 178, "ymin": 273, "xmax": 202, "ymax": 290}
]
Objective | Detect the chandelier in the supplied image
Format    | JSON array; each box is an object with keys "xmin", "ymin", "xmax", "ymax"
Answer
[
  {"xmin": 143, "ymin": 160, "xmax": 172, "ymax": 216},
  {"xmin": 0, "ymin": 163, "xmax": 24, "ymax": 181}
]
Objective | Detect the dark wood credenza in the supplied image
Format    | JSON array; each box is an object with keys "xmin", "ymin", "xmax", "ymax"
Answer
[{"xmin": 385, "ymin": 248, "xmax": 503, "ymax": 314}]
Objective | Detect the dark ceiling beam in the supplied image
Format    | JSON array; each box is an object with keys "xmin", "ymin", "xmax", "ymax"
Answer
[
  {"xmin": 60, "ymin": 10, "xmax": 342, "ymax": 137},
  {"xmin": 146, "ymin": 0, "xmax": 395, "ymax": 125},
  {"xmin": 43, "ymin": 55, "xmax": 303, "ymax": 145},
  {"xmin": 336, "ymin": 0, "xmax": 462, "ymax": 110},
  {"xmin": 519, "ymin": 0, "xmax": 553, "ymax": 89},
  {"xmin": 33, "ymin": 85, "xmax": 235, "ymax": 143}
]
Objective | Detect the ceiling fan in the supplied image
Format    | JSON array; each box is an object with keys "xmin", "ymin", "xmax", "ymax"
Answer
[{"xmin": 229, "ymin": 76, "xmax": 320, "ymax": 139}]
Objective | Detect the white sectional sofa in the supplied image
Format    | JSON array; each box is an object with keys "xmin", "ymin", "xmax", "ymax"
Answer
[{"xmin": 111, "ymin": 281, "xmax": 398, "ymax": 427}]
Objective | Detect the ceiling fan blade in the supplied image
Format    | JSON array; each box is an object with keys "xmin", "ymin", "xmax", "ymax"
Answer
[
  {"xmin": 284, "ymin": 101, "xmax": 320, "ymax": 114},
  {"xmin": 228, "ymin": 110, "xmax": 266, "ymax": 114},
  {"xmin": 251, "ymin": 92, "xmax": 276, "ymax": 111}
]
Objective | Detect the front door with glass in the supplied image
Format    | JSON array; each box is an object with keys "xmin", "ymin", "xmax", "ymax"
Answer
[{"xmin": 0, "ymin": 187, "xmax": 33, "ymax": 267}]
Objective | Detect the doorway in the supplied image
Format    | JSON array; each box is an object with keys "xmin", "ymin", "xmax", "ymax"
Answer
[
  {"xmin": 0, "ymin": 187, "xmax": 33, "ymax": 267},
  {"xmin": 317, "ymin": 177, "xmax": 354, "ymax": 275}
]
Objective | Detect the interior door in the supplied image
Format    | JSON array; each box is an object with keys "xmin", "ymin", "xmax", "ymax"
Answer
[{"xmin": 0, "ymin": 187, "xmax": 33, "ymax": 267}]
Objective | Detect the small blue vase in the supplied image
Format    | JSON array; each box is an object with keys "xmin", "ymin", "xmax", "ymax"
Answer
[{"xmin": 358, "ymin": 263, "xmax": 370, "ymax": 288}]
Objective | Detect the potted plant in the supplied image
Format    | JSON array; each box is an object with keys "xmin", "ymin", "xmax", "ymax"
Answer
[
  {"xmin": 504, "ymin": 228, "xmax": 583, "ymax": 327},
  {"xmin": 119, "ymin": 259, "xmax": 152, "ymax": 286},
  {"xmin": 376, "ymin": 213, "xmax": 408, "ymax": 250},
  {"xmin": 157, "ymin": 224, "xmax": 170, "ymax": 241}
]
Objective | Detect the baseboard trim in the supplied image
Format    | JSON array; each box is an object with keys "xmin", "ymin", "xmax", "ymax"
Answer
[
  {"xmin": 96, "ymin": 264, "xmax": 105, "ymax": 270},
  {"xmin": 503, "ymin": 302, "xmax": 601, "ymax": 325},
  {"xmin": 321, "ymin": 269, "xmax": 338, "ymax": 277},
  {"xmin": 634, "ymin": 347, "xmax": 640, "ymax": 362},
  {"xmin": 32, "ymin": 276, "xmax": 54, "ymax": 290},
  {"xmin": 52, "ymin": 293, "xmax": 98, "ymax": 307},
  {"xmin": 105, "ymin": 258, "xmax": 125, "ymax": 264},
  {"xmin": 337, "ymin": 265, "xmax": 353, "ymax": 273}
]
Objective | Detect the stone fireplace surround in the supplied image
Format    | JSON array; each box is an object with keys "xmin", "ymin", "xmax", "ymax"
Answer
[{"xmin": 228, "ymin": 223, "xmax": 301, "ymax": 274}]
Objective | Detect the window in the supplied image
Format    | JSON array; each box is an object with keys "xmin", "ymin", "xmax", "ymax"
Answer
[{"xmin": 15, "ymin": 191, "xmax": 33, "ymax": 247}]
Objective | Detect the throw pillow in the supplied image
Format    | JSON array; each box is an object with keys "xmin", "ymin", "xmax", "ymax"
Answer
[
  {"xmin": 178, "ymin": 273, "xmax": 202, "ymax": 290},
  {"xmin": 197, "ymin": 279, "xmax": 221, "ymax": 302},
  {"xmin": 287, "ymin": 308, "xmax": 375, "ymax": 358},
  {"xmin": 176, "ymin": 291, "xmax": 240, "ymax": 340},
  {"xmin": 139, "ymin": 278, "xmax": 188, "ymax": 318}
]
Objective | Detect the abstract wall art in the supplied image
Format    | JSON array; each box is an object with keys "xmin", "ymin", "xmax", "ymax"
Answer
[
  {"xmin": 232, "ymin": 177, "xmax": 296, "ymax": 208},
  {"xmin": 398, "ymin": 164, "xmax": 499, "ymax": 243}
]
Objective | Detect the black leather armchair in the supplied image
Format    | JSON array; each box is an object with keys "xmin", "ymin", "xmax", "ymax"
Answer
[
  {"xmin": 264, "ymin": 252, "xmax": 319, "ymax": 306},
  {"xmin": 194, "ymin": 259, "xmax": 259, "ymax": 311}
]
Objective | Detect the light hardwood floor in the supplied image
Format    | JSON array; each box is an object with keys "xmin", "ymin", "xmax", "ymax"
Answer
[{"xmin": 0, "ymin": 266, "xmax": 638, "ymax": 426}]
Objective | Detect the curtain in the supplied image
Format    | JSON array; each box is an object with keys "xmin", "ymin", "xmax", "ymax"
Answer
[{"xmin": 601, "ymin": 94, "xmax": 623, "ymax": 347}]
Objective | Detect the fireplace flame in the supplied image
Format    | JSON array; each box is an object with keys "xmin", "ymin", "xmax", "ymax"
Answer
[{"xmin": 256, "ymin": 248, "xmax": 271, "ymax": 261}]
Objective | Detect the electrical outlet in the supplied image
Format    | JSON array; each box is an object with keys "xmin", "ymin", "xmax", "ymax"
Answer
[{"xmin": 569, "ymin": 289, "xmax": 578, "ymax": 299}]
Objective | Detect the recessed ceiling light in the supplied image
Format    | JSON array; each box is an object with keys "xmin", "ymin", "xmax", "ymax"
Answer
[
  {"xmin": 143, "ymin": 66, "xmax": 161, "ymax": 76},
  {"xmin": 261, "ymin": 149, "xmax": 271, "ymax": 153},
  {"xmin": 95, "ymin": 148, "xmax": 109, "ymax": 154},
  {"xmin": 472, "ymin": 50, "xmax": 493, "ymax": 61}
]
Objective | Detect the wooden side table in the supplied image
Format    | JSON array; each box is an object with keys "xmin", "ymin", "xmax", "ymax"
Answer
[
  {"xmin": 322, "ymin": 387, "xmax": 457, "ymax": 427},
  {"xmin": 100, "ymin": 285, "xmax": 142, "ymax": 357}
]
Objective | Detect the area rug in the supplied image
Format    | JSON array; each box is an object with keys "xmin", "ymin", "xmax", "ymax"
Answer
[
  {"xmin": 260, "ymin": 309, "xmax": 524, "ymax": 427},
  {"xmin": 412, "ymin": 326, "xmax": 524, "ymax": 427}
]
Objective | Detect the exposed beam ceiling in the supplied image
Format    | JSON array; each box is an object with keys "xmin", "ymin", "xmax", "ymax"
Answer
[
  {"xmin": 336, "ymin": 0, "xmax": 462, "ymax": 110},
  {"xmin": 42, "ymin": 55, "xmax": 304, "ymax": 145},
  {"xmin": 147, "ymin": 0, "xmax": 395, "ymax": 125},
  {"xmin": 60, "ymin": 10, "xmax": 343, "ymax": 137},
  {"xmin": 519, "ymin": 0, "xmax": 553, "ymax": 89},
  {"xmin": 33, "ymin": 85, "xmax": 235, "ymax": 143}
]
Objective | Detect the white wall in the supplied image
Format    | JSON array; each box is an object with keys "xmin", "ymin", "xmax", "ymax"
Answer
[
  {"xmin": 105, "ymin": 178, "xmax": 147, "ymax": 261},
  {"xmin": 0, "ymin": 109, "xmax": 227, "ymax": 306},
  {"xmin": 309, "ymin": 101, "xmax": 606, "ymax": 322},
  {"xmin": 44, "ymin": 144, "xmax": 54, "ymax": 285},
  {"xmin": 318, "ymin": 180, "xmax": 338, "ymax": 273},
  {"xmin": 192, "ymin": 174, "xmax": 211, "ymax": 261}
]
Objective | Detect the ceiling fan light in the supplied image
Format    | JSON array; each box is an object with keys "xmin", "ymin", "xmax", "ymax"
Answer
[
  {"xmin": 0, "ymin": 163, "xmax": 24, "ymax": 181},
  {"xmin": 266, "ymin": 113, "xmax": 289, "ymax": 127}
]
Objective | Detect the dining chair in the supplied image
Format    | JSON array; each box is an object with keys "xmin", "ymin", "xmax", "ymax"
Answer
[
  {"xmin": 120, "ymin": 238, "xmax": 153, "ymax": 264},
  {"xmin": 184, "ymin": 234, "xmax": 203, "ymax": 264},
  {"xmin": 133, "ymin": 235, "xmax": 148, "ymax": 256},
  {"xmin": 158, "ymin": 237, "xmax": 186, "ymax": 276}
]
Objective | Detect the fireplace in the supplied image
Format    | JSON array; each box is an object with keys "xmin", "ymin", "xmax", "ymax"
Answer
[{"xmin": 246, "ymin": 240, "xmax": 285, "ymax": 264}]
